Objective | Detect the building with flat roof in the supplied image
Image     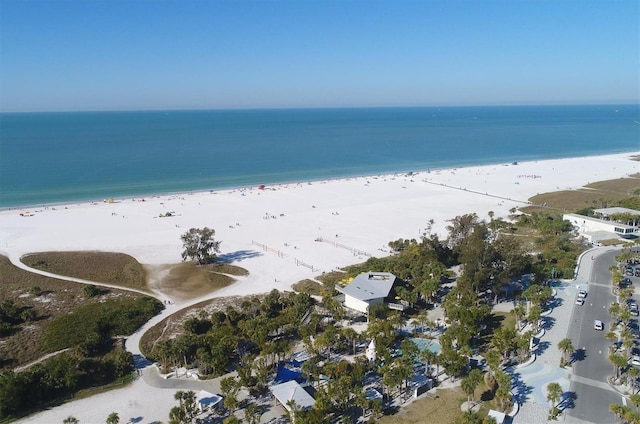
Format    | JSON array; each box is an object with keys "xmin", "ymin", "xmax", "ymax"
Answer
[{"xmin": 564, "ymin": 213, "xmax": 639, "ymax": 241}]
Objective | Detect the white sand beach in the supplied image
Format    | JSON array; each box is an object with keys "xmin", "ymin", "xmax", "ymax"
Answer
[{"xmin": 4, "ymin": 152, "xmax": 639, "ymax": 423}]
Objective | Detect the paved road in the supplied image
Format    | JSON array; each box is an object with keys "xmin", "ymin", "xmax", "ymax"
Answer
[{"xmin": 566, "ymin": 248, "xmax": 625, "ymax": 424}]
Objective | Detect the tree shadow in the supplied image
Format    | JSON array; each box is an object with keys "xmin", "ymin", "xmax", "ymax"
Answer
[
  {"xmin": 133, "ymin": 353, "xmax": 153, "ymax": 369},
  {"xmin": 509, "ymin": 371, "xmax": 533, "ymax": 405},
  {"xmin": 571, "ymin": 347, "xmax": 587, "ymax": 363},
  {"xmin": 217, "ymin": 250, "xmax": 263, "ymax": 263},
  {"xmin": 559, "ymin": 391, "xmax": 577, "ymax": 411},
  {"xmin": 534, "ymin": 341, "xmax": 551, "ymax": 356},
  {"xmin": 480, "ymin": 389, "xmax": 494, "ymax": 402},
  {"xmin": 547, "ymin": 296, "xmax": 564, "ymax": 310},
  {"xmin": 540, "ymin": 316, "xmax": 556, "ymax": 331}
]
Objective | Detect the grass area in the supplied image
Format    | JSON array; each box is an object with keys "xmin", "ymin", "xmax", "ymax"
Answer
[
  {"xmin": 154, "ymin": 262, "xmax": 240, "ymax": 302},
  {"xmin": 377, "ymin": 387, "xmax": 468, "ymax": 424},
  {"xmin": 315, "ymin": 270, "xmax": 348, "ymax": 286},
  {"xmin": 0, "ymin": 255, "xmax": 154, "ymax": 370},
  {"xmin": 22, "ymin": 251, "xmax": 149, "ymax": 292},
  {"xmin": 291, "ymin": 279, "xmax": 324, "ymax": 296},
  {"xmin": 209, "ymin": 263, "xmax": 249, "ymax": 277},
  {"xmin": 522, "ymin": 175, "xmax": 640, "ymax": 213}
]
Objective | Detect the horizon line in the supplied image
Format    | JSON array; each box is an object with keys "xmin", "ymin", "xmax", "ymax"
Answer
[{"xmin": 2, "ymin": 101, "xmax": 639, "ymax": 114}]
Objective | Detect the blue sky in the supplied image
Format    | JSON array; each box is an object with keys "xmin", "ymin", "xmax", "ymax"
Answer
[{"xmin": 1, "ymin": 0, "xmax": 638, "ymax": 112}]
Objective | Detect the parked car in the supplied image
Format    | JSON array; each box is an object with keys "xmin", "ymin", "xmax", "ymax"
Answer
[
  {"xmin": 630, "ymin": 355, "xmax": 640, "ymax": 366},
  {"xmin": 635, "ymin": 268, "xmax": 640, "ymax": 277},
  {"xmin": 578, "ymin": 290, "xmax": 588, "ymax": 298},
  {"xmin": 594, "ymin": 320, "xmax": 604, "ymax": 331},
  {"xmin": 629, "ymin": 303, "xmax": 638, "ymax": 311},
  {"xmin": 632, "ymin": 309, "xmax": 639, "ymax": 317},
  {"xmin": 576, "ymin": 298, "xmax": 585, "ymax": 306}
]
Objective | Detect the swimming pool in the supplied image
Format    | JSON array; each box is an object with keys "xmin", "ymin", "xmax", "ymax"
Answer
[{"xmin": 409, "ymin": 337, "xmax": 441, "ymax": 355}]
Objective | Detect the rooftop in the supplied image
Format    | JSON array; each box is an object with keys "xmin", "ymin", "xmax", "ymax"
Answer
[
  {"xmin": 336, "ymin": 272, "xmax": 397, "ymax": 301},
  {"xmin": 593, "ymin": 207, "xmax": 640, "ymax": 216}
]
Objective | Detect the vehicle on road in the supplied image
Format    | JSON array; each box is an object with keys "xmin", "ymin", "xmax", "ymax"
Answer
[
  {"xmin": 594, "ymin": 320, "xmax": 604, "ymax": 330},
  {"xmin": 576, "ymin": 298, "xmax": 585, "ymax": 306}
]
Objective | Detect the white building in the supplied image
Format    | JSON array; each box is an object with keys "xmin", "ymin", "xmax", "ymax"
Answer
[
  {"xmin": 335, "ymin": 272, "xmax": 399, "ymax": 314},
  {"xmin": 270, "ymin": 380, "xmax": 315, "ymax": 416},
  {"xmin": 564, "ymin": 213, "xmax": 639, "ymax": 241}
]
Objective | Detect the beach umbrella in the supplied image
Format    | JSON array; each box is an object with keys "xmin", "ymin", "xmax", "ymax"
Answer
[{"xmin": 258, "ymin": 184, "xmax": 265, "ymax": 190}]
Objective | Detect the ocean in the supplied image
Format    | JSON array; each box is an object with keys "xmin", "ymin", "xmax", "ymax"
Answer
[{"xmin": 1, "ymin": 105, "xmax": 638, "ymax": 208}]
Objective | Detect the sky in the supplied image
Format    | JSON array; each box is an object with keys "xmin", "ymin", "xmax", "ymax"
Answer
[{"xmin": 0, "ymin": 0, "xmax": 638, "ymax": 112}]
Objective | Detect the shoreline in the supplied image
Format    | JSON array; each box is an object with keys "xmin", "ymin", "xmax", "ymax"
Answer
[{"xmin": 3, "ymin": 149, "xmax": 638, "ymax": 212}]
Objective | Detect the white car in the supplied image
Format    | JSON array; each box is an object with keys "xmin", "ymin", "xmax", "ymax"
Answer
[
  {"xmin": 594, "ymin": 320, "xmax": 604, "ymax": 331},
  {"xmin": 578, "ymin": 290, "xmax": 588, "ymax": 299},
  {"xmin": 630, "ymin": 355, "xmax": 640, "ymax": 366},
  {"xmin": 576, "ymin": 298, "xmax": 585, "ymax": 306}
]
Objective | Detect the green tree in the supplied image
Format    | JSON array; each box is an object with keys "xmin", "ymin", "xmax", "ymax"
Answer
[
  {"xmin": 106, "ymin": 412, "xmax": 119, "ymax": 424},
  {"xmin": 180, "ymin": 227, "xmax": 221, "ymax": 265},
  {"xmin": 168, "ymin": 390, "xmax": 197, "ymax": 424},
  {"xmin": 558, "ymin": 338, "xmax": 574, "ymax": 367},
  {"xmin": 63, "ymin": 417, "xmax": 79, "ymax": 424},
  {"xmin": 244, "ymin": 403, "xmax": 262, "ymax": 424},
  {"xmin": 83, "ymin": 284, "xmax": 100, "ymax": 298},
  {"xmin": 220, "ymin": 376, "xmax": 240, "ymax": 412},
  {"xmin": 546, "ymin": 382, "xmax": 563, "ymax": 409},
  {"xmin": 610, "ymin": 353, "xmax": 627, "ymax": 380}
]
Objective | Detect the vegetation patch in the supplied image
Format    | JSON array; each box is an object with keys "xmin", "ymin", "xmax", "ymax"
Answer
[
  {"xmin": 209, "ymin": 263, "xmax": 249, "ymax": 277},
  {"xmin": 139, "ymin": 295, "xmax": 263, "ymax": 358},
  {"xmin": 22, "ymin": 251, "xmax": 149, "ymax": 292},
  {"xmin": 44, "ymin": 297, "xmax": 163, "ymax": 352},
  {"xmin": 522, "ymin": 176, "xmax": 640, "ymax": 213},
  {"xmin": 154, "ymin": 261, "xmax": 242, "ymax": 301},
  {"xmin": 0, "ymin": 255, "xmax": 156, "ymax": 369},
  {"xmin": 291, "ymin": 279, "xmax": 324, "ymax": 296}
]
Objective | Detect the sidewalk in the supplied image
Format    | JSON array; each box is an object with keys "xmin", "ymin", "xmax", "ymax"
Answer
[{"xmin": 511, "ymin": 280, "xmax": 575, "ymax": 423}]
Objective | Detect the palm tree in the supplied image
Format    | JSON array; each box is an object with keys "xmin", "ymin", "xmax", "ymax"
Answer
[
  {"xmin": 63, "ymin": 418, "xmax": 79, "ymax": 424},
  {"xmin": 630, "ymin": 394, "xmax": 640, "ymax": 412},
  {"xmin": 244, "ymin": 403, "xmax": 262, "ymax": 424},
  {"xmin": 286, "ymin": 399, "xmax": 301, "ymax": 424},
  {"xmin": 461, "ymin": 375, "xmax": 476, "ymax": 404},
  {"xmin": 558, "ymin": 338, "xmax": 574, "ymax": 366},
  {"xmin": 106, "ymin": 412, "xmax": 119, "ymax": 424},
  {"xmin": 421, "ymin": 349, "xmax": 437, "ymax": 377},
  {"xmin": 461, "ymin": 369, "xmax": 483, "ymax": 404},
  {"xmin": 629, "ymin": 367, "xmax": 640, "ymax": 394},
  {"xmin": 610, "ymin": 403, "xmax": 628, "ymax": 423},
  {"xmin": 546, "ymin": 382, "xmax": 563, "ymax": 409},
  {"xmin": 610, "ymin": 353, "xmax": 628, "ymax": 381},
  {"xmin": 512, "ymin": 303, "xmax": 527, "ymax": 330}
]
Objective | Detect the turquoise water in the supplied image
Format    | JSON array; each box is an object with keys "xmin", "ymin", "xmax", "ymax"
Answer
[
  {"xmin": 1, "ymin": 105, "xmax": 638, "ymax": 208},
  {"xmin": 410, "ymin": 337, "xmax": 441, "ymax": 355}
]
